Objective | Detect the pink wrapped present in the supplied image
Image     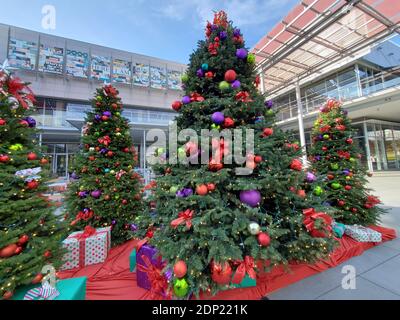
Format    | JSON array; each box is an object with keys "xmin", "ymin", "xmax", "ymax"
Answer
[{"xmin": 60, "ymin": 226, "xmax": 111, "ymax": 271}]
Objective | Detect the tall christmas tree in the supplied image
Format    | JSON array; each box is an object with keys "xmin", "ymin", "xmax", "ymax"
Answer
[
  {"xmin": 138, "ymin": 11, "xmax": 336, "ymax": 297},
  {"xmin": 309, "ymin": 99, "xmax": 383, "ymax": 225},
  {"xmin": 66, "ymin": 84, "xmax": 143, "ymax": 245},
  {"xmin": 0, "ymin": 69, "xmax": 67, "ymax": 300}
]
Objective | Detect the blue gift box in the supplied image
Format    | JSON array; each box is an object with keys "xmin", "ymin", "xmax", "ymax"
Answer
[
  {"xmin": 232, "ymin": 275, "xmax": 257, "ymax": 289},
  {"xmin": 12, "ymin": 277, "xmax": 87, "ymax": 300},
  {"xmin": 130, "ymin": 249, "xmax": 137, "ymax": 272}
]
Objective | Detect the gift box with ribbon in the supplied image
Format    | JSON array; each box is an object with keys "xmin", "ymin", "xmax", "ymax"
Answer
[
  {"xmin": 344, "ymin": 225, "xmax": 382, "ymax": 243},
  {"xmin": 130, "ymin": 249, "xmax": 137, "ymax": 272},
  {"xmin": 12, "ymin": 277, "xmax": 87, "ymax": 301},
  {"xmin": 332, "ymin": 222, "xmax": 346, "ymax": 238},
  {"xmin": 136, "ymin": 244, "xmax": 171, "ymax": 299},
  {"xmin": 60, "ymin": 226, "xmax": 111, "ymax": 271}
]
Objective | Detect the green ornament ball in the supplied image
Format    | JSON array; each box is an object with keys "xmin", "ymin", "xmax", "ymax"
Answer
[
  {"xmin": 173, "ymin": 278, "xmax": 189, "ymax": 298},
  {"xmin": 181, "ymin": 74, "xmax": 189, "ymax": 83},
  {"xmin": 94, "ymin": 132, "xmax": 100, "ymax": 137},
  {"xmin": 96, "ymin": 96, "xmax": 102, "ymax": 102},
  {"xmin": 350, "ymin": 158, "xmax": 356, "ymax": 163},
  {"xmin": 219, "ymin": 81, "xmax": 230, "ymax": 92},
  {"xmin": 314, "ymin": 186, "xmax": 323, "ymax": 196},
  {"xmin": 115, "ymin": 195, "xmax": 120, "ymax": 200},
  {"xmin": 265, "ymin": 109, "xmax": 274, "ymax": 116},
  {"xmin": 9, "ymin": 143, "xmax": 23, "ymax": 151},
  {"xmin": 178, "ymin": 147, "xmax": 186, "ymax": 159},
  {"xmin": 211, "ymin": 124, "xmax": 221, "ymax": 130},
  {"xmin": 330, "ymin": 163, "xmax": 339, "ymax": 170},
  {"xmin": 169, "ymin": 186, "xmax": 179, "ymax": 194},
  {"xmin": 247, "ymin": 53, "xmax": 256, "ymax": 64},
  {"xmin": 331, "ymin": 182, "xmax": 342, "ymax": 190},
  {"xmin": 323, "ymin": 134, "xmax": 330, "ymax": 140}
]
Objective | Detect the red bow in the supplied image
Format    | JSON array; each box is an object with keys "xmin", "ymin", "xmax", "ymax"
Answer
[
  {"xmin": 303, "ymin": 208, "xmax": 333, "ymax": 238},
  {"xmin": 366, "ymin": 195, "xmax": 380, "ymax": 208},
  {"xmin": 320, "ymin": 125, "xmax": 331, "ymax": 133},
  {"xmin": 104, "ymin": 85, "xmax": 118, "ymax": 97},
  {"xmin": 208, "ymin": 43, "xmax": 218, "ymax": 56},
  {"xmin": 7, "ymin": 77, "xmax": 35, "ymax": 109},
  {"xmin": 190, "ymin": 93, "xmax": 205, "ymax": 102},
  {"xmin": 235, "ymin": 91, "xmax": 253, "ymax": 103},
  {"xmin": 338, "ymin": 150, "xmax": 351, "ymax": 159},
  {"xmin": 254, "ymin": 76, "xmax": 260, "ymax": 88},
  {"xmin": 232, "ymin": 256, "xmax": 257, "ymax": 284},
  {"xmin": 71, "ymin": 209, "xmax": 94, "ymax": 226},
  {"xmin": 98, "ymin": 136, "xmax": 111, "ymax": 146},
  {"xmin": 137, "ymin": 255, "xmax": 171, "ymax": 300},
  {"xmin": 213, "ymin": 11, "xmax": 228, "ymax": 29},
  {"xmin": 171, "ymin": 209, "xmax": 194, "ymax": 229},
  {"xmin": 79, "ymin": 226, "xmax": 96, "ymax": 239}
]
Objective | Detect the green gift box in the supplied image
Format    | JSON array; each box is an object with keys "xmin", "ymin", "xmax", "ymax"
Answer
[
  {"xmin": 130, "ymin": 249, "xmax": 137, "ymax": 272},
  {"xmin": 232, "ymin": 275, "xmax": 257, "ymax": 289},
  {"xmin": 12, "ymin": 277, "xmax": 87, "ymax": 300}
]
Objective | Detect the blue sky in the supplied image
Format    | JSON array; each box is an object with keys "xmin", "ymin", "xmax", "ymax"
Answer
[{"xmin": 0, "ymin": 0, "xmax": 299, "ymax": 64}]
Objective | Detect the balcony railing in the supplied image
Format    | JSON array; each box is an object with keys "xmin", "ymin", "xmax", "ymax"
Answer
[
  {"xmin": 33, "ymin": 105, "xmax": 176, "ymax": 129},
  {"xmin": 274, "ymin": 67, "xmax": 400, "ymax": 122}
]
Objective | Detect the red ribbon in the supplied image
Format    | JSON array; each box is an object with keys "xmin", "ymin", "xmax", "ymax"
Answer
[
  {"xmin": 137, "ymin": 255, "xmax": 171, "ymax": 299},
  {"xmin": 235, "ymin": 91, "xmax": 253, "ymax": 103},
  {"xmin": 303, "ymin": 208, "xmax": 333, "ymax": 238},
  {"xmin": 190, "ymin": 93, "xmax": 205, "ymax": 102},
  {"xmin": 171, "ymin": 209, "xmax": 194, "ymax": 229},
  {"xmin": 104, "ymin": 85, "xmax": 117, "ymax": 97},
  {"xmin": 7, "ymin": 77, "xmax": 35, "ymax": 109},
  {"xmin": 232, "ymin": 256, "xmax": 257, "ymax": 284},
  {"xmin": 98, "ymin": 136, "xmax": 111, "ymax": 146}
]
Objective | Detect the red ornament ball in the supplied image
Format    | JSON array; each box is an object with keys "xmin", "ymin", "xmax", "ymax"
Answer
[
  {"xmin": 346, "ymin": 138, "xmax": 353, "ymax": 145},
  {"xmin": 196, "ymin": 185, "xmax": 209, "ymax": 196},
  {"xmin": 338, "ymin": 200, "xmax": 346, "ymax": 207},
  {"xmin": 172, "ymin": 101, "xmax": 182, "ymax": 112},
  {"xmin": 0, "ymin": 118, "xmax": 6, "ymax": 126},
  {"xmin": 0, "ymin": 154, "xmax": 10, "ymax": 163},
  {"xmin": 2, "ymin": 291, "xmax": 13, "ymax": 300},
  {"xmin": 18, "ymin": 235, "xmax": 29, "ymax": 246},
  {"xmin": 27, "ymin": 152, "xmax": 38, "ymax": 161},
  {"xmin": 223, "ymin": 117, "xmax": 235, "ymax": 128},
  {"xmin": 262, "ymin": 128, "xmax": 274, "ymax": 137},
  {"xmin": 174, "ymin": 260, "xmax": 188, "ymax": 279},
  {"xmin": 257, "ymin": 232, "xmax": 271, "ymax": 247},
  {"xmin": 345, "ymin": 185, "xmax": 352, "ymax": 191},
  {"xmin": 254, "ymin": 156, "xmax": 263, "ymax": 163},
  {"xmin": 0, "ymin": 244, "xmax": 18, "ymax": 258},
  {"xmin": 43, "ymin": 250, "xmax": 52, "ymax": 258},
  {"xmin": 122, "ymin": 199, "xmax": 128, "ymax": 205},
  {"xmin": 211, "ymin": 261, "xmax": 232, "ymax": 285},
  {"xmin": 26, "ymin": 180, "xmax": 39, "ymax": 190},
  {"xmin": 40, "ymin": 158, "xmax": 49, "ymax": 165},
  {"xmin": 207, "ymin": 183, "xmax": 216, "ymax": 192},
  {"xmin": 224, "ymin": 70, "xmax": 237, "ymax": 83}
]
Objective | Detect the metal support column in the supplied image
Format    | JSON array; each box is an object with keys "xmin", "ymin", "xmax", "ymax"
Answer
[
  {"xmin": 363, "ymin": 121, "xmax": 373, "ymax": 172},
  {"xmin": 142, "ymin": 130, "xmax": 148, "ymax": 184},
  {"xmin": 260, "ymin": 72, "xmax": 266, "ymax": 94},
  {"xmin": 296, "ymin": 80, "xmax": 308, "ymax": 165}
]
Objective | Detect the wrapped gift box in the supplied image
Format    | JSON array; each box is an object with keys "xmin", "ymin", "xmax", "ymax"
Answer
[
  {"xmin": 344, "ymin": 225, "xmax": 382, "ymax": 243},
  {"xmin": 130, "ymin": 249, "xmax": 137, "ymax": 272},
  {"xmin": 12, "ymin": 277, "xmax": 87, "ymax": 300},
  {"xmin": 232, "ymin": 275, "xmax": 257, "ymax": 289},
  {"xmin": 60, "ymin": 227, "xmax": 111, "ymax": 271},
  {"xmin": 332, "ymin": 222, "xmax": 346, "ymax": 238}
]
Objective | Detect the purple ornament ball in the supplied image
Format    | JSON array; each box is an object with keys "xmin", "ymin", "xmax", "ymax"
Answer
[
  {"xmin": 196, "ymin": 69, "xmax": 204, "ymax": 78},
  {"xmin": 265, "ymin": 100, "xmax": 273, "ymax": 109},
  {"xmin": 182, "ymin": 96, "xmax": 191, "ymax": 105},
  {"xmin": 240, "ymin": 190, "xmax": 261, "ymax": 208},
  {"xmin": 25, "ymin": 117, "xmax": 36, "ymax": 128},
  {"xmin": 231, "ymin": 80, "xmax": 241, "ymax": 89},
  {"xmin": 306, "ymin": 172, "xmax": 317, "ymax": 183},
  {"xmin": 91, "ymin": 190, "xmax": 102, "ymax": 199},
  {"xmin": 103, "ymin": 111, "xmax": 112, "ymax": 117},
  {"xmin": 236, "ymin": 48, "xmax": 248, "ymax": 60},
  {"xmin": 219, "ymin": 31, "xmax": 228, "ymax": 40},
  {"xmin": 233, "ymin": 28, "xmax": 241, "ymax": 37},
  {"xmin": 211, "ymin": 112, "xmax": 225, "ymax": 125},
  {"xmin": 130, "ymin": 224, "xmax": 138, "ymax": 232},
  {"xmin": 95, "ymin": 115, "xmax": 102, "ymax": 121}
]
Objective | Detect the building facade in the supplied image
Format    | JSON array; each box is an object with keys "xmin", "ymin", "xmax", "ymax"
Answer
[
  {"xmin": 252, "ymin": 0, "xmax": 400, "ymax": 173},
  {"xmin": 0, "ymin": 23, "xmax": 185, "ymax": 179},
  {"xmin": 270, "ymin": 34, "xmax": 400, "ymax": 172}
]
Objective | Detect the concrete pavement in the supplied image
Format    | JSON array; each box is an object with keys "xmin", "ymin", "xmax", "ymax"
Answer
[{"xmin": 268, "ymin": 173, "xmax": 400, "ymax": 300}]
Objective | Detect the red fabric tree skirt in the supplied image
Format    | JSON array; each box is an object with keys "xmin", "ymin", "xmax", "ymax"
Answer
[{"xmin": 58, "ymin": 225, "xmax": 396, "ymax": 300}]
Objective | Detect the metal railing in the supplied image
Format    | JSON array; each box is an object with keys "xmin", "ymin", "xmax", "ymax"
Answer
[{"xmin": 33, "ymin": 106, "xmax": 176, "ymax": 129}]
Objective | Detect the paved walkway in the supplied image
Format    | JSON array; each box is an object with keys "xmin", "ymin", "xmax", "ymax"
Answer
[{"xmin": 268, "ymin": 173, "xmax": 400, "ymax": 300}]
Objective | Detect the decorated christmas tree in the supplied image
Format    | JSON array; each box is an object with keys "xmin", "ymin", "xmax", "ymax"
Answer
[
  {"xmin": 309, "ymin": 99, "xmax": 383, "ymax": 225},
  {"xmin": 138, "ymin": 11, "xmax": 336, "ymax": 297},
  {"xmin": 66, "ymin": 84, "xmax": 143, "ymax": 245},
  {"xmin": 0, "ymin": 68, "xmax": 67, "ymax": 300}
]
